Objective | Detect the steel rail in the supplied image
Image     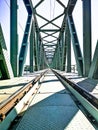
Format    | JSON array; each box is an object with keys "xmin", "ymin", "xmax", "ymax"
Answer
[
  {"xmin": 52, "ymin": 69, "xmax": 98, "ymax": 123},
  {"xmin": 0, "ymin": 70, "xmax": 47, "ymax": 122}
]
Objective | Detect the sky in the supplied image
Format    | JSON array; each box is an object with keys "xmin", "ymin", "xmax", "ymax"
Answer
[{"xmin": 0, "ymin": 0, "xmax": 98, "ymax": 66}]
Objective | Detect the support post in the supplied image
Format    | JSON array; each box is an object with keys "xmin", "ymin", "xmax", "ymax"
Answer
[
  {"xmin": 88, "ymin": 41, "xmax": 98, "ymax": 79},
  {"xmin": 66, "ymin": 22, "xmax": 71, "ymax": 72},
  {"xmin": 10, "ymin": 0, "xmax": 18, "ymax": 77},
  {"xmin": 83, "ymin": 0, "xmax": 92, "ymax": 76},
  {"xmin": 30, "ymin": 21, "xmax": 34, "ymax": 72}
]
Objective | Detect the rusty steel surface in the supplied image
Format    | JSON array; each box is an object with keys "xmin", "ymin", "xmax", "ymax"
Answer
[{"xmin": 0, "ymin": 70, "xmax": 47, "ymax": 121}]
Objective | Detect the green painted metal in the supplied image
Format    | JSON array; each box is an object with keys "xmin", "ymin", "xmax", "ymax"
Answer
[
  {"xmin": 39, "ymin": 43, "xmax": 43, "ymax": 69},
  {"xmin": 5, "ymin": 0, "xmax": 95, "ymax": 77},
  {"xmin": 40, "ymin": 12, "xmax": 64, "ymax": 29},
  {"xmin": 62, "ymin": 31, "xmax": 67, "ymax": 71},
  {"xmin": 19, "ymin": 15, "xmax": 32, "ymax": 76},
  {"xmin": 19, "ymin": 0, "xmax": 33, "ymax": 76},
  {"xmin": 61, "ymin": 32, "xmax": 64, "ymax": 70},
  {"xmin": 67, "ymin": 0, "xmax": 77, "ymax": 14},
  {"xmin": 82, "ymin": 0, "xmax": 92, "ymax": 77},
  {"xmin": 36, "ymin": 31, "xmax": 40, "ymax": 70},
  {"xmin": 10, "ymin": 0, "xmax": 18, "ymax": 77},
  {"xmin": 59, "ymin": 39, "xmax": 63, "ymax": 70},
  {"xmin": 0, "ymin": 25, "xmax": 13, "ymax": 79},
  {"xmin": 40, "ymin": 29, "xmax": 60, "ymax": 32},
  {"xmin": 68, "ymin": 15, "xmax": 83, "ymax": 75},
  {"xmin": 34, "ymin": 32, "xmax": 38, "ymax": 71},
  {"xmin": 88, "ymin": 41, "xmax": 98, "ymax": 79},
  {"xmin": 36, "ymin": 12, "xmax": 60, "ymax": 29},
  {"xmin": 42, "ymin": 34, "xmax": 57, "ymax": 40},
  {"xmin": 56, "ymin": 0, "xmax": 66, "ymax": 9},
  {"xmin": 34, "ymin": 0, "xmax": 45, "ymax": 9},
  {"xmin": 57, "ymin": 45, "xmax": 61, "ymax": 70},
  {"xmin": 66, "ymin": 22, "xmax": 71, "ymax": 72},
  {"xmin": 30, "ymin": 21, "xmax": 34, "ymax": 72}
]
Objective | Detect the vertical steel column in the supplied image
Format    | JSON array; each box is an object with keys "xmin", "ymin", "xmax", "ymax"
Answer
[
  {"xmin": 34, "ymin": 32, "xmax": 38, "ymax": 71},
  {"xmin": 61, "ymin": 32, "xmax": 64, "ymax": 70},
  {"xmin": 39, "ymin": 42, "xmax": 42, "ymax": 70},
  {"xmin": 66, "ymin": 22, "xmax": 71, "ymax": 72},
  {"xmin": 36, "ymin": 31, "xmax": 40, "ymax": 70},
  {"xmin": 10, "ymin": 0, "xmax": 18, "ymax": 77},
  {"xmin": 58, "ymin": 41, "xmax": 62, "ymax": 70},
  {"xmin": 30, "ymin": 21, "xmax": 34, "ymax": 72},
  {"xmin": 56, "ymin": 47, "xmax": 59, "ymax": 69},
  {"xmin": 58, "ymin": 45, "xmax": 61, "ymax": 70},
  {"xmin": 83, "ymin": 0, "xmax": 91, "ymax": 77},
  {"xmin": 62, "ymin": 30, "xmax": 67, "ymax": 71}
]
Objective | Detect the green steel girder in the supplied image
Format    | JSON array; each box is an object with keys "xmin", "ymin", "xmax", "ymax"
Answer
[
  {"xmin": 44, "ymin": 47, "xmax": 56, "ymax": 50},
  {"xmin": 18, "ymin": 0, "xmax": 33, "ymax": 76},
  {"xmin": 88, "ymin": 41, "xmax": 98, "ymax": 79},
  {"xmin": 40, "ymin": 29, "xmax": 60, "ymax": 32},
  {"xmin": 0, "ymin": 25, "xmax": 14, "ymax": 79},
  {"xmin": 11, "ymin": 0, "xmax": 90, "ymax": 73},
  {"xmin": 67, "ymin": 0, "xmax": 77, "ymax": 14},
  {"xmin": 36, "ymin": 12, "xmax": 60, "ymax": 29},
  {"xmin": 39, "ymin": 44, "xmax": 43, "ymax": 69},
  {"xmin": 42, "ymin": 30, "xmax": 59, "ymax": 38},
  {"xmin": 36, "ymin": 31, "xmax": 41, "ymax": 70},
  {"xmin": 56, "ymin": 0, "xmax": 66, "ymax": 9},
  {"xmin": 61, "ymin": 33, "xmax": 65, "ymax": 70},
  {"xmin": 40, "ymin": 12, "xmax": 65, "ymax": 29},
  {"xmin": 58, "ymin": 40, "xmax": 63, "ymax": 70},
  {"xmin": 19, "ymin": 15, "xmax": 32, "ymax": 76},
  {"xmin": 34, "ymin": 40, "xmax": 38, "ymax": 71},
  {"xmin": 54, "ymin": 0, "xmax": 77, "ymax": 61},
  {"xmin": 42, "ymin": 33, "xmax": 58, "ymax": 40},
  {"xmin": 44, "ymin": 51, "xmax": 55, "ymax": 53},
  {"xmin": 68, "ymin": 15, "xmax": 83, "ymax": 75},
  {"xmin": 34, "ymin": 0, "xmax": 45, "ymax": 10},
  {"xmin": 66, "ymin": 22, "xmax": 71, "ymax": 72},
  {"xmin": 30, "ymin": 21, "xmax": 34, "ymax": 72},
  {"xmin": 62, "ymin": 39, "xmax": 67, "ymax": 71},
  {"xmin": 23, "ymin": 0, "xmax": 32, "ymax": 14},
  {"xmin": 43, "ymin": 39, "xmax": 57, "ymax": 43},
  {"xmin": 82, "ymin": 0, "xmax": 92, "ymax": 76},
  {"xmin": 44, "ymin": 45, "xmax": 56, "ymax": 47},
  {"xmin": 10, "ymin": 0, "xmax": 18, "ymax": 77}
]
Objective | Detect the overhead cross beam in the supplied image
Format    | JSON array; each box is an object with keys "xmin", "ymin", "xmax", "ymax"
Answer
[
  {"xmin": 40, "ymin": 12, "xmax": 65, "ymax": 29},
  {"xmin": 56, "ymin": 0, "xmax": 66, "ymax": 9},
  {"xmin": 35, "ymin": 12, "xmax": 61, "ymax": 29},
  {"xmin": 34, "ymin": 0, "xmax": 45, "ymax": 10}
]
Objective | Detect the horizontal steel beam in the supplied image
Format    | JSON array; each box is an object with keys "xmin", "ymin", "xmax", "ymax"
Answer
[
  {"xmin": 40, "ymin": 29, "xmax": 60, "ymax": 32},
  {"xmin": 36, "ymin": 12, "xmax": 60, "ymax": 29}
]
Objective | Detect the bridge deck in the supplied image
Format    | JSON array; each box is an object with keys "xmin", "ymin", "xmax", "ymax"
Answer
[
  {"xmin": 8, "ymin": 71, "xmax": 96, "ymax": 130},
  {"xmin": 0, "ymin": 71, "xmax": 97, "ymax": 129}
]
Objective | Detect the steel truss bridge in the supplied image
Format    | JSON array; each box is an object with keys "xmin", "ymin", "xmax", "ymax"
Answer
[
  {"xmin": 0, "ymin": 1, "xmax": 98, "ymax": 129},
  {"xmin": 1, "ymin": 0, "xmax": 97, "ymax": 79}
]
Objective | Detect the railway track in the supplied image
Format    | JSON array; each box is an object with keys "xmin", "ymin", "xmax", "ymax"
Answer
[
  {"xmin": 0, "ymin": 69, "xmax": 98, "ymax": 129},
  {"xmin": 0, "ymin": 70, "xmax": 47, "ymax": 129},
  {"xmin": 52, "ymin": 69, "xmax": 98, "ymax": 124}
]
